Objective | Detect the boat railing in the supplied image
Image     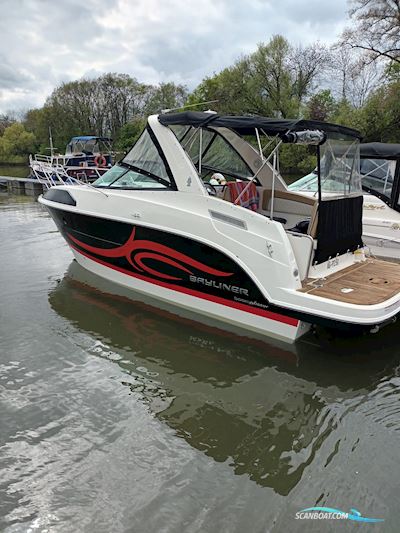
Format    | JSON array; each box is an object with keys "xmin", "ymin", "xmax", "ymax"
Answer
[
  {"xmin": 64, "ymin": 166, "xmax": 107, "ymax": 182},
  {"xmin": 30, "ymin": 159, "xmax": 86, "ymax": 189},
  {"xmin": 32, "ymin": 153, "xmax": 53, "ymax": 164}
]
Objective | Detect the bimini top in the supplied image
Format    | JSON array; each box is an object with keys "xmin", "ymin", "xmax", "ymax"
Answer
[
  {"xmin": 360, "ymin": 143, "xmax": 400, "ymax": 159},
  {"xmin": 158, "ymin": 111, "xmax": 362, "ymax": 139}
]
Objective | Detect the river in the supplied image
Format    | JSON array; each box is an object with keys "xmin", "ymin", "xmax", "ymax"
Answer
[{"xmin": 1, "ymin": 192, "xmax": 399, "ymax": 532}]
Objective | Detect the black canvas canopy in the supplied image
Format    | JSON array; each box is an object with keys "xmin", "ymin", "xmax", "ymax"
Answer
[
  {"xmin": 360, "ymin": 143, "xmax": 400, "ymax": 159},
  {"xmin": 158, "ymin": 111, "xmax": 362, "ymax": 139}
]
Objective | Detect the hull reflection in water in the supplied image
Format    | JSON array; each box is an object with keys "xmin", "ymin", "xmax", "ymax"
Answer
[{"xmin": 49, "ymin": 260, "xmax": 400, "ymax": 496}]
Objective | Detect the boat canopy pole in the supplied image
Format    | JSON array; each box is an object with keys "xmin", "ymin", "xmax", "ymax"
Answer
[
  {"xmin": 199, "ymin": 129, "xmax": 203, "ymax": 174},
  {"xmin": 234, "ymin": 139, "xmax": 283, "ymax": 206},
  {"xmin": 260, "ymin": 131, "xmax": 279, "ymax": 155},
  {"xmin": 317, "ymin": 146, "xmax": 322, "ymax": 204},
  {"xmin": 270, "ymin": 151, "xmax": 277, "ymax": 221},
  {"xmin": 255, "ymin": 128, "xmax": 263, "ymax": 158}
]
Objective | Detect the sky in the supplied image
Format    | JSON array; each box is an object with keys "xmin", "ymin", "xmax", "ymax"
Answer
[{"xmin": 0, "ymin": 0, "xmax": 349, "ymax": 114}]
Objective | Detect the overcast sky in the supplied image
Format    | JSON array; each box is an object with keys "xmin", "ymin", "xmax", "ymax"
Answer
[{"xmin": 0, "ymin": 0, "xmax": 349, "ymax": 114}]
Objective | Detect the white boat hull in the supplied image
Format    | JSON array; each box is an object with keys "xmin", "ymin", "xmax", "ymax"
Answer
[{"xmin": 72, "ymin": 247, "xmax": 310, "ymax": 343}]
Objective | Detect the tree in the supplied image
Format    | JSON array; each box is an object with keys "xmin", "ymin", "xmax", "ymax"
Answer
[
  {"xmin": 0, "ymin": 114, "xmax": 15, "ymax": 136},
  {"xmin": 189, "ymin": 35, "xmax": 328, "ymax": 118},
  {"xmin": 342, "ymin": 0, "xmax": 400, "ymax": 65},
  {"xmin": 0, "ymin": 123, "xmax": 37, "ymax": 160},
  {"xmin": 359, "ymin": 81, "xmax": 400, "ymax": 141},
  {"xmin": 23, "ymin": 74, "xmax": 154, "ymax": 152},
  {"xmin": 145, "ymin": 82, "xmax": 188, "ymax": 114},
  {"xmin": 327, "ymin": 46, "xmax": 380, "ymax": 106},
  {"xmin": 306, "ymin": 90, "xmax": 336, "ymax": 121},
  {"xmin": 115, "ymin": 117, "xmax": 146, "ymax": 152},
  {"xmin": 187, "ymin": 59, "xmax": 250, "ymax": 114}
]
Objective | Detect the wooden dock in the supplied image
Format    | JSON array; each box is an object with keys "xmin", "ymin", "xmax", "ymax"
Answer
[{"xmin": 0, "ymin": 176, "xmax": 46, "ymax": 195}]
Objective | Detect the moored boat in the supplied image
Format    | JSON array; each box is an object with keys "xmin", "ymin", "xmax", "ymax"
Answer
[
  {"xmin": 289, "ymin": 143, "xmax": 400, "ymax": 260},
  {"xmin": 30, "ymin": 135, "xmax": 113, "ymax": 185},
  {"xmin": 39, "ymin": 112, "xmax": 400, "ymax": 342}
]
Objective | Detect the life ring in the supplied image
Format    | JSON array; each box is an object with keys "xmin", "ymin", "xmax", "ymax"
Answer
[{"xmin": 94, "ymin": 154, "xmax": 107, "ymax": 167}]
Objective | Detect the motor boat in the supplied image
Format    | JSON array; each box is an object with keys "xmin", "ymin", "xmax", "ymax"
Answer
[
  {"xmin": 39, "ymin": 112, "xmax": 400, "ymax": 343},
  {"xmin": 289, "ymin": 143, "xmax": 400, "ymax": 260},
  {"xmin": 30, "ymin": 135, "xmax": 113, "ymax": 185}
]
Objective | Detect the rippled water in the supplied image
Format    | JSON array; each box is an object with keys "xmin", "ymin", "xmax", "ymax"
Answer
[{"xmin": 1, "ymin": 193, "xmax": 400, "ymax": 532}]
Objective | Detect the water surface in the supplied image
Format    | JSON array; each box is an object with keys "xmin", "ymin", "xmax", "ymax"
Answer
[
  {"xmin": 1, "ymin": 193, "xmax": 399, "ymax": 532},
  {"xmin": 0, "ymin": 165, "xmax": 29, "ymax": 178}
]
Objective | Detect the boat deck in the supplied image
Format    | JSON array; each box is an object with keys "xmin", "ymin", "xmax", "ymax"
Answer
[{"xmin": 300, "ymin": 259, "xmax": 400, "ymax": 305}]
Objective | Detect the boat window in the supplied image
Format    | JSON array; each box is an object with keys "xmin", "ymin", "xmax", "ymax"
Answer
[
  {"xmin": 93, "ymin": 165, "xmax": 127, "ymax": 186},
  {"xmin": 93, "ymin": 164, "xmax": 168, "ymax": 189},
  {"xmin": 109, "ymin": 169, "xmax": 167, "ymax": 189},
  {"xmin": 169, "ymin": 125, "xmax": 191, "ymax": 142},
  {"xmin": 203, "ymin": 134, "xmax": 253, "ymax": 179},
  {"xmin": 169, "ymin": 125, "xmax": 253, "ymax": 180},
  {"xmin": 319, "ymin": 136, "xmax": 361, "ymax": 199},
  {"xmin": 360, "ymin": 158, "xmax": 395, "ymax": 198},
  {"xmin": 122, "ymin": 129, "xmax": 171, "ymax": 185}
]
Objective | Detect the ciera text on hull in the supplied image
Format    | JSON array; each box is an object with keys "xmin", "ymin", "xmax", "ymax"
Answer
[{"xmin": 39, "ymin": 111, "xmax": 400, "ymax": 343}]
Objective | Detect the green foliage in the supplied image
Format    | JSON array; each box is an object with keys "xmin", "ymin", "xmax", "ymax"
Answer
[
  {"xmin": 0, "ymin": 123, "xmax": 37, "ymax": 162},
  {"xmin": 279, "ymin": 144, "xmax": 317, "ymax": 176},
  {"xmin": 22, "ymin": 74, "xmax": 188, "ymax": 156},
  {"xmin": 0, "ymin": 114, "xmax": 15, "ymax": 136},
  {"xmin": 145, "ymin": 82, "xmax": 188, "ymax": 114},
  {"xmin": 187, "ymin": 60, "xmax": 250, "ymax": 114},
  {"xmin": 305, "ymin": 90, "xmax": 335, "ymax": 121},
  {"xmin": 357, "ymin": 82, "xmax": 400, "ymax": 142},
  {"xmin": 115, "ymin": 117, "xmax": 146, "ymax": 152},
  {"xmin": 189, "ymin": 35, "xmax": 327, "ymax": 117}
]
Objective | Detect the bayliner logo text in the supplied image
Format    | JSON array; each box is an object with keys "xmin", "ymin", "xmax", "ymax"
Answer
[
  {"xmin": 295, "ymin": 506, "xmax": 384, "ymax": 523},
  {"xmin": 189, "ymin": 275, "xmax": 249, "ymax": 296}
]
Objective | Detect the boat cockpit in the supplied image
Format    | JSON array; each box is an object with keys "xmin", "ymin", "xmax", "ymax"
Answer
[{"xmin": 167, "ymin": 112, "xmax": 363, "ymax": 276}]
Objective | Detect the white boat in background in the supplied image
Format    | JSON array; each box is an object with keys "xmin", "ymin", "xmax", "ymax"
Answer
[
  {"xmin": 289, "ymin": 143, "xmax": 400, "ymax": 260},
  {"xmin": 39, "ymin": 112, "xmax": 400, "ymax": 343}
]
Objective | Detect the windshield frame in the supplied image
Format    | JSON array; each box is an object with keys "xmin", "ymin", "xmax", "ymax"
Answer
[{"xmin": 94, "ymin": 126, "xmax": 177, "ymax": 191}]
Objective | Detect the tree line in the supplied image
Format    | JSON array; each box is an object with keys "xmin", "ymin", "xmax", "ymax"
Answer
[{"xmin": 1, "ymin": 0, "xmax": 399, "ymax": 173}]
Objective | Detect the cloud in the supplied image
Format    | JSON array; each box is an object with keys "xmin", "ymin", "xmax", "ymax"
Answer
[{"xmin": 0, "ymin": 0, "xmax": 349, "ymax": 113}]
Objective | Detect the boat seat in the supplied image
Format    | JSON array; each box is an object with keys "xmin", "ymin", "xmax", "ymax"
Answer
[
  {"xmin": 307, "ymin": 201, "xmax": 318, "ymax": 238},
  {"xmin": 261, "ymin": 189, "xmax": 316, "ymax": 211},
  {"xmin": 288, "ymin": 219, "xmax": 311, "ymax": 234}
]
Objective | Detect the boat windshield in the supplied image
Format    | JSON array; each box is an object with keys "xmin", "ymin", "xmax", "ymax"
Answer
[{"xmin": 93, "ymin": 129, "xmax": 173, "ymax": 189}]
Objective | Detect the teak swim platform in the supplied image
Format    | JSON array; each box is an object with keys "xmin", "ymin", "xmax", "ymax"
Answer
[{"xmin": 301, "ymin": 259, "xmax": 400, "ymax": 305}]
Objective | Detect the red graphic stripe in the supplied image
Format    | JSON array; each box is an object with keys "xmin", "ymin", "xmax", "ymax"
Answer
[
  {"xmin": 70, "ymin": 244, "xmax": 299, "ymax": 327},
  {"xmin": 67, "ymin": 228, "xmax": 233, "ymax": 280},
  {"xmin": 134, "ymin": 252, "xmax": 192, "ymax": 280}
]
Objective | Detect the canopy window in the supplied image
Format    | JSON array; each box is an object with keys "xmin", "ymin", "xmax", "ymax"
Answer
[
  {"xmin": 319, "ymin": 135, "xmax": 362, "ymax": 200},
  {"xmin": 169, "ymin": 125, "xmax": 254, "ymax": 180},
  {"xmin": 66, "ymin": 137, "xmax": 112, "ymax": 155},
  {"xmin": 361, "ymin": 159, "xmax": 396, "ymax": 199}
]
